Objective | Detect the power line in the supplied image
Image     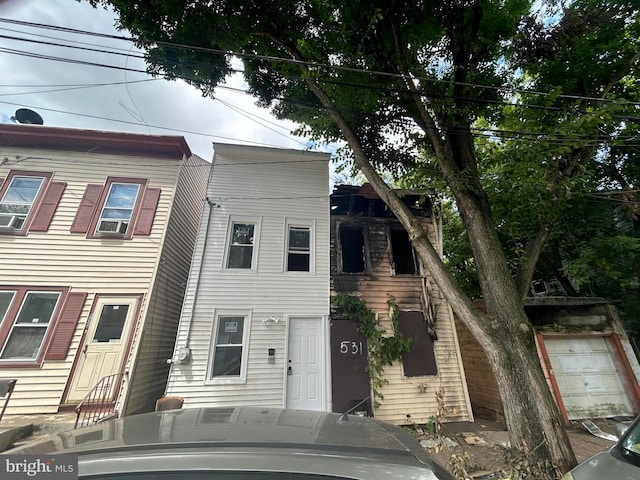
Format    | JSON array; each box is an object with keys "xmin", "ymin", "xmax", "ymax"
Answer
[
  {"xmin": 3, "ymin": 26, "xmax": 639, "ymax": 139},
  {"xmin": 0, "ymin": 20, "xmax": 637, "ymax": 150},
  {"xmin": 0, "ymin": 99, "xmax": 310, "ymax": 150},
  {"xmin": 1, "ymin": 17, "xmax": 638, "ymax": 107}
]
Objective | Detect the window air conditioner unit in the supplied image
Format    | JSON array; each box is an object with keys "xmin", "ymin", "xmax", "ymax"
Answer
[
  {"xmin": 0, "ymin": 215, "xmax": 20, "ymax": 229},
  {"xmin": 98, "ymin": 220, "xmax": 129, "ymax": 234}
]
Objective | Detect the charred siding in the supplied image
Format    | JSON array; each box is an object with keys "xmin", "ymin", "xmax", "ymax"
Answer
[{"xmin": 330, "ymin": 187, "xmax": 472, "ymax": 425}]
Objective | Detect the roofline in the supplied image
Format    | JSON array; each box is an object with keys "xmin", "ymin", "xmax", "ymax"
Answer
[{"xmin": 0, "ymin": 123, "xmax": 192, "ymax": 159}]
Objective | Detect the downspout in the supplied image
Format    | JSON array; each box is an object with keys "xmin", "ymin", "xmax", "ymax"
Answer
[
  {"xmin": 184, "ymin": 197, "xmax": 215, "ymax": 349},
  {"xmin": 168, "ymin": 156, "xmax": 216, "ymax": 370}
]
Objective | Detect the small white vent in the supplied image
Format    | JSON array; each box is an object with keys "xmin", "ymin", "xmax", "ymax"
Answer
[{"xmin": 97, "ymin": 220, "xmax": 128, "ymax": 234}]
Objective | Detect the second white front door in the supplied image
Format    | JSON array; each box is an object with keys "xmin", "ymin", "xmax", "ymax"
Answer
[
  {"xmin": 67, "ymin": 296, "xmax": 139, "ymax": 402},
  {"xmin": 286, "ymin": 317, "xmax": 323, "ymax": 411}
]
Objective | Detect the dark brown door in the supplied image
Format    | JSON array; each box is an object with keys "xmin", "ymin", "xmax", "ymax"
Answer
[{"xmin": 330, "ymin": 319, "xmax": 371, "ymax": 415}]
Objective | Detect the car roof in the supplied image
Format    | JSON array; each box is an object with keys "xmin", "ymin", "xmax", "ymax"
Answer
[
  {"xmin": 6, "ymin": 407, "xmax": 420, "ymax": 456},
  {"xmin": 5, "ymin": 407, "xmax": 454, "ymax": 480}
]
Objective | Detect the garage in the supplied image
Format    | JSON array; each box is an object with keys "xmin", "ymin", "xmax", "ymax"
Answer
[{"xmin": 543, "ymin": 336, "xmax": 634, "ymax": 420}]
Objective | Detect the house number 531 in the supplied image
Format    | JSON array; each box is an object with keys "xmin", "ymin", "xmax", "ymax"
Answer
[{"xmin": 340, "ymin": 341, "xmax": 364, "ymax": 355}]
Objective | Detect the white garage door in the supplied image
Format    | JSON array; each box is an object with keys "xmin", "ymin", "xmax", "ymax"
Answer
[{"xmin": 545, "ymin": 336, "xmax": 633, "ymax": 420}]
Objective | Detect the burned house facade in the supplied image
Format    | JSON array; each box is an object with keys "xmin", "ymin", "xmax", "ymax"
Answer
[{"xmin": 329, "ymin": 185, "xmax": 472, "ymax": 425}]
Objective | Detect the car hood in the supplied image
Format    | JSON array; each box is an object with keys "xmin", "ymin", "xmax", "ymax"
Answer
[{"xmin": 571, "ymin": 450, "xmax": 639, "ymax": 480}]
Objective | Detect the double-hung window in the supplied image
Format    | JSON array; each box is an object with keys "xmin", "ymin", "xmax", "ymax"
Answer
[
  {"xmin": 71, "ymin": 177, "xmax": 160, "ymax": 239},
  {"xmin": 287, "ymin": 226, "xmax": 311, "ymax": 271},
  {"xmin": 96, "ymin": 182, "xmax": 141, "ymax": 235},
  {"xmin": 0, "ymin": 291, "xmax": 61, "ymax": 361},
  {"xmin": 208, "ymin": 311, "xmax": 251, "ymax": 383},
  {"xmin": 226, "ymin": 221, "xmax": 257, "ymax": 269},
  {"xmin": 0, "ymin": 175, "xmax": 45, "ymax": 230}
]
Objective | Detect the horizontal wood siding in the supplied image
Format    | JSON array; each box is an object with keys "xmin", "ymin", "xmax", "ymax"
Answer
[
  {"xmin": 123, "ymin": 155, "xmax": 210, "ymax": 415},
  {"xmin": 331, "ymin": 213, "xmax": 472, "ymax": 425},
  {"xmin": 166, "ymin": 144, "xmax": 330, "ymax": 409},
  {"xmin": 0, "ymin": 147, "xmax": 195, "ymax": 415}
]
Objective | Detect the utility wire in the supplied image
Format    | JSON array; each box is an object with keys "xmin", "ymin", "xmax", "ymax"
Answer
[
  {"xmin": 1, "ymin": 17, "xmax": 638, "ymax": 107},
  {"xmin": 0, "ymin": 98, "xmax": 308, "ymax": 149},
  {"xmin": 0, "ymin": 20, "xmax": 637, "ymax": 148}
]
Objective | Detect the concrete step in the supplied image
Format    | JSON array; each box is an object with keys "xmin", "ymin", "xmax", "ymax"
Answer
[{"xmin": 0, "ymin": 412, "xmax": 77, "ymax": 452}]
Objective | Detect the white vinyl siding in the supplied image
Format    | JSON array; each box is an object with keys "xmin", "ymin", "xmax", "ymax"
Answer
[
  {"xmin": 166, "ymin": 144, "xmax": 330, "ymax": 409},
  {"xmin": 0, "ymin": 147, "xmax": 208, "ymax": 415}
]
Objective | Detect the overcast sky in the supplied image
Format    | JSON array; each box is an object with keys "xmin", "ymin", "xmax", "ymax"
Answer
[{"xmin": 0, "ymin": 0, "xmax": 331, "ymax": 161}]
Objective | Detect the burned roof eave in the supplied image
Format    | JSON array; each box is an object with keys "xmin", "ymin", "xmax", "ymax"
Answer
[{"xmin": 331, "ymin": 184, "xmax": 433, "ymax": 218}]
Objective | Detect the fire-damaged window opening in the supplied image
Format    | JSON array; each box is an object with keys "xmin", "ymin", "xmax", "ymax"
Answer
[
  {"xmin": 396, "ymin": 311, "xmax": 438, "ymax": 377},
  {"xmin": 339, "ymin": 223, "xmax": 367, "ymax": 273},
  {"xmin": 389, "ymin": 225, "xmax": 419, "ymax": 275}
]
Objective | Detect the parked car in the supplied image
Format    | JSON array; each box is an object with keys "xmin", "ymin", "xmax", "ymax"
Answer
[
  {"xmin": 2, "ymin": 406, "xmax": 454, "ymax": 480},
  {"xmin": 561, "ymin": 415, "xmax": 640, "ymax": 479}
]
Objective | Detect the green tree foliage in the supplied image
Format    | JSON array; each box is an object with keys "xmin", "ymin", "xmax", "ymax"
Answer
[{"xmin": 85, "ymin": 0, "xmax": 639, "ymax": 475}]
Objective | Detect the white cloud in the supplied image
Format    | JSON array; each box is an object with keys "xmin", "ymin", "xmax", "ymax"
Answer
[{"xmin": 0, "ymin": 0, "xmax": 319, "ymax": 160}]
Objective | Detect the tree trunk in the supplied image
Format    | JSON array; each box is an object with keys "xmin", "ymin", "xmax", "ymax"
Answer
[
  {"xmin": 294, "ymin": 56, "xmax": 577, "ymax": 476},
  {"xmin": 464, "ymin": 304, "xmax": 577, "ymax": 475}
]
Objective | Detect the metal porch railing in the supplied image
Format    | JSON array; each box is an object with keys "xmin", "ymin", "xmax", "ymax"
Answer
[
  {"xmin": 0, "ymin": 379, "xmax": 17, "ymax": 423},
  {"xmin": 74, "ymin": 372, "xmax": 125, "ymax": 428}
]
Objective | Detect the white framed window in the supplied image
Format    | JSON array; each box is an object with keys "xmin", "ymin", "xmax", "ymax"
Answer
[
  {"xmin": 287, "ymin": 226, "xmax": 311, "ymax": 271},
  {"xmin": 95, "ymin": 182, "xmax": 142, "ymax": 235},
  {"xmin": 207, "ymin": 310, "xmax": 251, "ymax": 384},
  {"xmin": 0, "ymin": 175, "xmax": 46, "ymax": 230},
  {"xmin": 224, "ymin": 217, "xmax": 260, "ymax": 270},
  {"xmin": 284, "ymin": 219, "xmax": 314, "ymax": 273},
  {"xmin": 0, "ymin": 291, "xmax": 61, "ymax": 361}
]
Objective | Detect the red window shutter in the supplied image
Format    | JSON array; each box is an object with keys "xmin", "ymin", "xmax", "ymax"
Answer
[
  {"xmin": 133, "ymin": 187, "xmax": 161, "ymax": 235},
  {"xmin": 30, "ymin": 181, "xmax": 66, "ymax": 232},
  {"xmin": 70, "ymin": 184, "xmax": 103, "ymax": 233},
  {"xmin": 45, "ymin": 292, "xmax": 87, "ymax": 361}
]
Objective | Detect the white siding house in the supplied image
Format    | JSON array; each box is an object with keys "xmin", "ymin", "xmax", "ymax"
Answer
[
  {"xmin": 165, "ymin": 144, "xmax": 331, "ymax": 411},
  {"xmin": 0, "ymin": 123, "xmax": 209, "ymax": 417}
]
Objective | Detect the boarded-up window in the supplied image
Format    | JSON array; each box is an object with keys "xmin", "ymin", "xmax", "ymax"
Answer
[
  {"xmin": 397, "ymin": 311, "xmax": 437, "ymax": 376},
  {"xmin": 389, "ymin": 226, "xmax": 418, "ymax": 275},
  {"xmin": 339, "ymin": 224, "xmax": 366, "ymax": 273}
]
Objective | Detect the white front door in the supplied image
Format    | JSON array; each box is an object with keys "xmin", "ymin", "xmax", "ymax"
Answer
[
  {"xmin": 67, "ymin": 297, "xmax": 138, "ymax": 402},
  {"xmin": 286, "ymin": 317, "xmax": 323, "ymax": 411}
]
